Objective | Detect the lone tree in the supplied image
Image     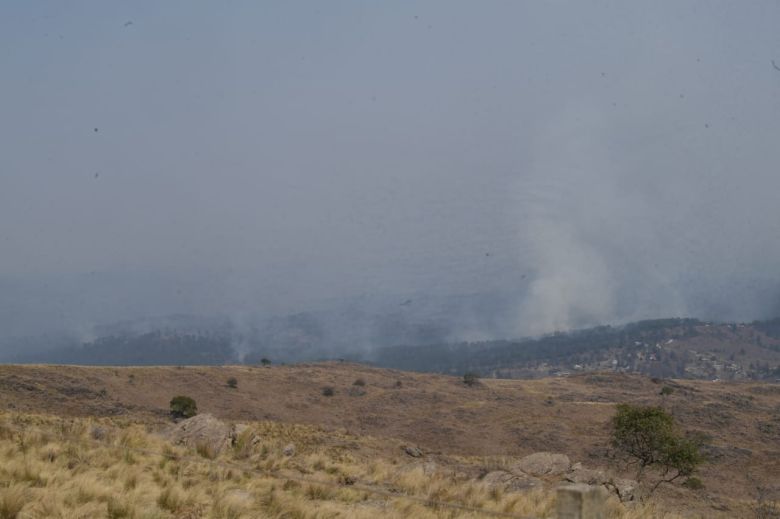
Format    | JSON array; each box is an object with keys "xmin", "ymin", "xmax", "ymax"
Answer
[
  {"xmin": 611, "ymin": 404, "xmax": 703, "ymax": 493},
  {"xmin": 170, "ymin": 395, "xmax": 198, "ymax": 419}
]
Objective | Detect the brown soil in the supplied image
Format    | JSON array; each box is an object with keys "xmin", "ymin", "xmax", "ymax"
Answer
[{"xmin": 0, "ymin": 362, "xmax": 777, "ymax": 517}]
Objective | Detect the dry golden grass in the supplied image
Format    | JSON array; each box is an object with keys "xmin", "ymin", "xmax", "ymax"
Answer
[
  {"xmin": 0, "ymin": 411, "xmax": 704, "ymax": 519},
  {"xmin": 1, "ymin": 363, "xmax": 778, "ymax": 517}
]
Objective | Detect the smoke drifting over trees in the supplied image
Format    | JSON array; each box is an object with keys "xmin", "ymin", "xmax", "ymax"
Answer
[{"xmin": 2, "ymin": 2, "xmax": 780, "ymax": 357}]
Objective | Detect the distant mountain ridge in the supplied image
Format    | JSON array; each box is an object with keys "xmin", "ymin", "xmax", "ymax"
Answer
[
  {"xmin": 4, "ymin": 315, "xmax": 780, "ymax": 381},
  {"xmin": 374, "ymin": 318, "xmax": 780, "ymax": 381}
]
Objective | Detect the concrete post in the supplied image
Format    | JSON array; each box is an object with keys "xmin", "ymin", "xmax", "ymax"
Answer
[{"xmin": 556, "ymin": 484, "xmax": 607, "ymax": 519}]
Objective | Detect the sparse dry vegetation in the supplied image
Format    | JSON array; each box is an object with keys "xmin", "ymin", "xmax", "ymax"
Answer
[
  {"xmin": 0, "ymin": 411, "xmax": 691, "ymax": 518},
  {"xmin": 0, "ymin": 363, "xmax": 777, "ymax": 517},
  {"xmin": 463, "ymin": 372, "xmax": 480, "ymax": 387}
]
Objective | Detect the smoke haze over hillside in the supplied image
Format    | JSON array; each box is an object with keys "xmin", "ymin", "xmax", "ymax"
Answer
[{"xmin": 2, "ymin": 2, "xmax": 780, "ymax": 354}]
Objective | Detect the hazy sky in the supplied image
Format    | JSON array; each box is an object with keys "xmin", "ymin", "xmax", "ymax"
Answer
[{"xmin": 2, "ymin": 1, "xmax": 780, "ymax": 336}]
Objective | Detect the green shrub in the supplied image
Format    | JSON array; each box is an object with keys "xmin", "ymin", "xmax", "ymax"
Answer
[
  {"xmin": 169, "ymin": 396, "xmax": 197, "ymax": 419},
  {"xmin": 463, "ymin": 372, "xmax": 480, "ymax": 387},
  {"xmin": 660, "ymin": 386, "xmax": 674, "ymax": 396},
  {"xmin": 682, "ymin": 477, "xmax": 704, "ymax": 490},
  {"xmin": 611, "ymin": 404, "xmax": 704, "ymax": 493}
]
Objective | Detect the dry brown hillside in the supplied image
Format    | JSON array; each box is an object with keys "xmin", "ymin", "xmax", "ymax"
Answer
[{"xmin": 0, "ymin": 363, "xmax": 778, "ymax": 517}]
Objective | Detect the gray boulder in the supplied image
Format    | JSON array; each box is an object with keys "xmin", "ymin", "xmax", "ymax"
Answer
[
  {"xmin": 605, "ymin": 478, "xmax": 640, "ymax": 502},
  {"xmin": 511, "ymin": 452, "xmax": 571, "ymax": 477},
  {"xmin": 566, "ymin": 467, "xmax": 608, "ymax": 485},
  {"xmin": 482, "ymin": 470, "xmax": 542, "ymax": 492},
  {"xmin": 166, "ymin": 413, "xmax": 232, "ymax": 455},
  {"xmin": 230, "ymin": 423, "xmax": 260, "ymax": 446},
  {"xmin": 404, "ymin": 445, "xmax": 423, "ymax": 458}
]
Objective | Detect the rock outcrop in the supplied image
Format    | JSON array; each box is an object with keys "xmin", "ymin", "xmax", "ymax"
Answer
[
  {"xmin": 510, "ymin": 452, "xmax": 571, "ymax": 477},
  {"xmin": 475, "ymin": 451, "xmax": 639, "ymax": 503},
  {"xmin": 482, "ymin": 470, "xmax": 542, "ymax": 492},
  {"xmin": 166, "ymin": 414, "xmax": 256, "ymax": 456}
]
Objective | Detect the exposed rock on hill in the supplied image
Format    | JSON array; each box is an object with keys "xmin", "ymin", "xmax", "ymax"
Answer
[
  {"xmin": 482, "ymin": 470, "xmax": 542, "ymax": 491},
  {"xmin": 511, "ymin": 452, "xmax": 571, "ymax": 476},
  {"xmin": 166, "ymin": 413, "xmax": 232, "ymax": 454}
]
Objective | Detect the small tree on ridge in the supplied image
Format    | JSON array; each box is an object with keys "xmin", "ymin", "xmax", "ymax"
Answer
[
  {"xmin": 170, "ymin": 395, "xmax": 198, "ymax": 419},
  {"xmin": 611, "ymin": 403, "xmax": 703, "ymax": 493}
]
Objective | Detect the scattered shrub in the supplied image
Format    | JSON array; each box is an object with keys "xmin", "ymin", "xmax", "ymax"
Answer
[
  {"xmin": 611, "ymin": 403, "xmax": 704, "ymax": 493},
  {"xmin": 226, "ymin": 377, "xmax": 238, "ymax": 389},
  {"xmin": 463, "ymin": 372, "xmax": 480, "ymax": 387},
  {"xmin": 321, "ymin": 387, "xmax": 335, "ymax": 397},
  {"xmin": 682, "ymin": 477, "xmax": 704, "ymax": 490},
  {"xmin": 660, "ymin": 386, "xmax": 674, "ymax": 396},
  {"xmin": 260, "ymin": 358, "xmax": 271, "ymax": 366},
  {"xmin": 169, "ymin": 396, "xmax": 198, "ymax": 419},
  {"xmin": 352, "ymin": 378, "xmax": 365, "ymax": 387}
]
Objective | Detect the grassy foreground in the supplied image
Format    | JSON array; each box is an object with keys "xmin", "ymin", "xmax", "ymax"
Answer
[{"xmin": 0, "ymin": 412, "xmax": 688, "ymax": 519}]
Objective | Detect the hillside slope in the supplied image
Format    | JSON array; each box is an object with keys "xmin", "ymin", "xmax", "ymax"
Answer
[
  {"xmin": 375, "ymin": 319, "xmax": 780, "ymax": 380},
  {"xmin": 0, "ymin": 363, "xmax": 778, "ymax": 516},
  {"xmin": 9, "ymin": 318, "xmax": 780, "ymax": 384}
]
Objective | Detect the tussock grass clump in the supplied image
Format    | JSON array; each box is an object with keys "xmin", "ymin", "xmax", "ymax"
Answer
[
  {"xmin": 156, "ymin": 484, "xmax": 189, "ymax": 513},
  {"xmin": 0, "ymin": 411, "xmax": 688, "ymax": 519},
  {"xmin": 195, "ymin": 441, "xmax": 219, "ymax": 460},
  {"xmin": 106, "ymin": 496, "xmax": 133, "ymax": 518},
  {"xmin": 0, "ymin": 485, "xmax": 27, "ymax": 519}
]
